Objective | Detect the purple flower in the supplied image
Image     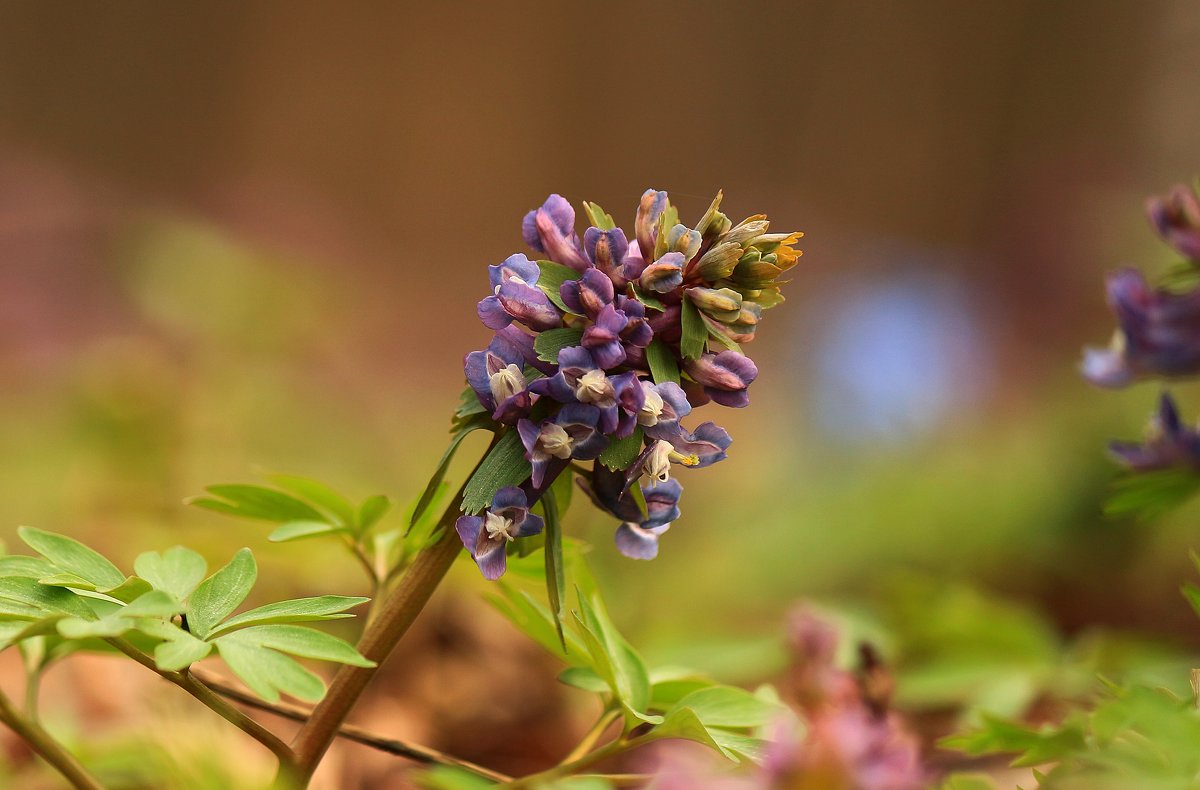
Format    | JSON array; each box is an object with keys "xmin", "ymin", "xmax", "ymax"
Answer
[
  {"xmin": 639, "ymin": 252, "xmax": 686, "ymax": 294},
  {"xmin": 583, "ymin": 226, "xmax": 630, "ymax": 283},
  {"xmin": 576, "ymin": 466, "xmax": 682, "ymax": 560},
  {"xmin": 518, "ymin": 403, "xmax": 608, "ymax": 487},
  {"xmin": 684, "ymin": 351, "xmax": 759, "ymax": 407},
  {"xmin": 522, "ymin": 194, "xmax": 589, "ymax": 272},
  {"xmin": 616, "ymin": 295, "xmax": 654, "ymax": 349},
  {"xmin": 636, "ymin": 381, "xmax": 692, "ymax": 437},
  {"xmin": 581, "ymin": 304, "xmax": 630, "ymax": 369},
  {"xmin": 561, "ymin": 268, "xmax": 615, "ymax": 320},
  {"xmin": 477, "ymin": 254, "xmax": 562, "ymax": 332},
  {"xmin": 464, "ymin": 334, "xmax": 535, "ymax": 424},
  {"xmin": 529, "ymin": 347, "xmax": 624, "ymax": 433},
  {"xmin": 1082, "ymin": 268, "xmax": 1200, "ymax": 387},
  {"xmin": 1109, "ymin": 392, "xmax": 1200, "ymax": 470},
  {"xmin": 633, "ymin": 421, "xmax": 731, "ymax": 485},
  {"xmin": 455, "ymin": 487, "xmax": 545, "ymax": 580},
  {"xmin": 1147, "ymin": 184, "xmax": 1200, "ymax": 260}
]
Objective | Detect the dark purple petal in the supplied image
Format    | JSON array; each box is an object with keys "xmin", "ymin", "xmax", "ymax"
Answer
[
  {"xmin": 528, "ymin": 372, "xmax": 575, "ymax": 402},
  {"xmin": 521, "ymin": 209, "xmax": 542, "ymax": 252},
  {"xmin": 477, "ymin": 295, "xmax": 514, "ymax": 330},
  {"xmin": 464, "ymin": 349, "xmax": 495, "ymax": 409},
  {"xmin": 577, "ymin": 465, "xmax": 640, "ymax": 521},
  {"xmin": 557, "ymin": 402, "xmax": 608, "ymax": 459},
  {"xmin": 642, "ymin": 479, "xmax": 682, "ymax": 527},
  {"xmin": 685, "ymin": 351, "xmax": 758, "ymax": 407},
  {"xmin": 615, "ymin": 522, "xmax": 668, "ymax": 560},
  {"xmin": 456, "ymin": 515, "xmax": 508, "ymax": 580},
  {"xmin": 616, "ymin": 296, "xmax": 654, "ymax": 348},
  {"xmin": 669, "ymin": 421, "xmax": 732, "ymax": 467},
  {"xmin": 496, "ymin": 279, "xmax": 562, "ymax": 331},
  {"xmin": 635, "ymin": 189, "xmax": 668, "ymax": 261},
  {"xmin": 514, "ymin": 511, "xmax": 544, "ymax": 538},
  {"xmin": 584, "ymin": 227, "xmax": 630, "ymax": 281},
  {"xmin": 532, "ymin": 194, "xmax": 589, "ymax": 271},
  {"xmin": 621, "ymin": 243, "xmax": 648, "ymax": 282},
  {"xmin": 1147, "ymin": 185, "xmax": 1200, "ymax": 260},
  {"xmin": 491, "ymin": 486, "xmax": 528, "ymax": 512},
  {"xmin": 1107, "ymin": 393, "xmax": 1200, "ymax": 470},
  {"xmin": 648, "ymin": 305, "xmax": 682, "ymax": 344},
  {"xmin": 495, "ymin": 325, "xmax": 554, "ymax": 375},
  {"xmin": 561, "ymin": 268, "xmax": 615, "ymax": 318},
  {"xmin": 488, "ymin": 253, "xmax": 541, "ymax": 290}
]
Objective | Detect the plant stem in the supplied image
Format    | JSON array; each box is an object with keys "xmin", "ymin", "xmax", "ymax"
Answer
[
  {"xmin": 560, "ymin": 707, "xmax": 619, "ymax": 764},
  {"xmin": 106, "ymin": 638, "xmax": 295, "ymax": 771},
  {"xmin": 288, "ymin": 483, "xmax": 472, "ymax": 782},
  {"xmin": 24, "ymin": 667, "xmax": 40, "ymax": 721},
  {"xmin": 192, "ymin": 668, "xmax": 511, "ymax": 782},
  {"xmin": 506, "ymin": 736, "xmax": 648, "ymax": 789},
  {"xmin": 0, "ymin": 686, "xmax": 104, "ymax": 790}
]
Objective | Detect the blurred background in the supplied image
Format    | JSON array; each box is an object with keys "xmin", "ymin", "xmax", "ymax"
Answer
[{"xmin": 1, "ymin": 2, "xmax": 1200, "ymax": 787}]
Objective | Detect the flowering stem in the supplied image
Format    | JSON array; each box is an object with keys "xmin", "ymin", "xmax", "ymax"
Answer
[
  {"xmin": 106, "ymin": 638, "xmax": 296, "ymax": 771},
  {"xmin": 506, "ymin": 734, "xmax": 649, "ymax": 789},
  {"xmin": 0, "ymin": 686, "xmax": 104, "ymax": 790},
  {"xmin": 560, "ymin": 706, "xmax": 619, "ymax": 764},
  {"xmin": 287, "ymin": 435, "xmax": 497, "ymax": 784},
  {"xmin": 192, "ymin": 668, "xmax": 511, "ymax": 782}
]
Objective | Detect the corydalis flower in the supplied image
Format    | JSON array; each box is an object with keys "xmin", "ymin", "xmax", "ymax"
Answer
[
  {"xmin": 577, "ymin": 465, "xmax": 682, "ymax": 560},
  {"xmin": 518, "ymin": 403, "xmax": 608, "ymax": 487},
  {"xmin": 455, "ymin": 487, "xmax": 544, "ymax": 580},
  {"xmin": 1148, "ymin": 183, "xmax": 1200, "ymax": 261},
  {"xmin": 1082, "ymin": 268, "xmax": 1200, "ymax": 387},
  {"xmin": 1109, "ymin": 392, "xmax": 1200, "ymax": 470}
]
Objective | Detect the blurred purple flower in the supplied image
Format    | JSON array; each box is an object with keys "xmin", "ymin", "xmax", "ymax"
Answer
[
  {"xmin": 1109, "ymin": 392, "xmax": 1200, "ymax": 470},
  {"xmin": 684, "ymin": 351, "xmax": 760, "ymax": 407},
  {"xmin": 1147, "ymin": 183, "xmax": 1200, "ymax": 260},
  {"xmin": 1082, "ymin": 268, "xmax": 1200, "ymax": 387},
  {"xmin": 455, "ymin": 487, "xmax": 544, "ymax": 580}
]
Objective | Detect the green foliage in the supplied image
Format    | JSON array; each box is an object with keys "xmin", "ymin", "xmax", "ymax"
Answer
[
  {"xmin": 410, "ymin": 415, "xmax": 491, "ymax": 533},
  {"xmin": 1103, "ymin": 469, "xmax": 1200, "ymax": 521},
  {"xmin": 537, "ymin": 260, "xmax": 583, "ymax": 314},
  {"xmin": 645, "ymin": 338, "xmax": 681, "ymax": 385},
  {"xmin": 0, "ymin": 530, "xmax": 372, "ymax": 704},
  {"xmin": 680, "ymin": 297, "xmax": 707, "ymax": 360},
  {"xmin": 582, "ymin": 201, "xmax": 616, "ymax": 231},
  {"xmin": 540, "ymin": 487, "xmax": 567, "ymax": 649},
  {"xmin": 462, "ymin": 430, "xmax": 531, "ymax": 514},
  {"xmin": 188, "ymin": 475, "xmax": 393, "ymax": 539},
  {"xmin": 598, "ymin": 427, "xmax": 644, "ymax": 471},
  {"xmin": 534, "ymin": 327, "xmax": 586, "ymax": 364}
]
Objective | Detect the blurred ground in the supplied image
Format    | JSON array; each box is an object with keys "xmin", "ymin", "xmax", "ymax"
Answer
[{"xmin": 2, "ymin": 2, "xmax": 1200, "ymax": 787}]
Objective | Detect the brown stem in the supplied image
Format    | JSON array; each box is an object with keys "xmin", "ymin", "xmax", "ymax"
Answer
[
  {"xmin": 288, "ymin": 490, "xmax": 468, "ymax": 781},
  {"xmin": 0, "ymin": 686, "xmax": 104, "ymax": 790},
  {"xmin": 192, "ymin": 669, "xmax": 510, "ymax": 782},
  {"xmin": 106, "ymin": 638, "xmax": 295, "ymax": 770}
]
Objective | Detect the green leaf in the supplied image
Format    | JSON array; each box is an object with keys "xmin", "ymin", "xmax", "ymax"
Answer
[
  {"xmin": 598, "ymin": 427, "xmax": 644, "ymax": 471},
  {"xmin": 680, "ymin": 297, "xmax": 707, "ymax": 360},
  {"xmin": 940, "ymin": 714, "xmax": 1086, "ymax": 767},
  {"xmin": 134, "ymin": 547, "xmax": 208, "ymax": 601},
  {"xmin": 488, "ymin": 586, "xmax": 590, "ymax": 665},
  {"xmin": 102, "ymin": 576, "xmax": 154, "ymax": 603},
  {"xmin": 219, "ymin": 624, "xmax": 373, "ymax": 667},
  {"xmin": 547, "ymin": 467, "xmax": 574, "ymax": 518},
  {"xmin": 645, "ymin": 339, "xmax": 681, "ymax": 385},
  {"xmin": 582, "ymin": 201, "xmax": 616, "ymax": 231},
  {"xmin": 358, "ymin": 494, "xmax": 392, "ymax": 533},
  {"xmin": 17, "ymin": 527, "xmax": 125, "ymax": 589},
  {"xmin": 185, "ymin": 549, "xmax": 257, "ymax": 639},
  {"xmin": 462, "ymin": 431, "xmax": 533, "ymax": 515},
  {"xmin": 574, "ymin": 588, "xmax": 654, "ymax": 726},
  {"xmin": 0, "ymin": 618, "xmax": 67, "ymax": 651},
  {"xmin": 536, "ymin": 260, "xmax": 583, "ymax": 314},
  {"xmin": 939, "ymin": 775, "xmax": 999, "ymax": 790},
  {"xmin": 701, "ymin": 314, "xmax": 742, "ymax": 353},
  {"xmin": 0, "ymin": 577, "xmax": 96, "ymax": 620},
  {"xmin": 534, "ymin": 327, "xmax": 585, "ymax": 364},
  {"xmin": 0, "ymin": 556, "xmax": 58, "ymax": 579},
  {"xmin": 452, "ymin": 384, "xmax": 489, "ymax": 431},
  {"xmin": 1104, "ymin": 469, "xmax": 1200, "ymax": 521},
  {"xmin": 708, "ymin": 729, "xmax": 770, "ymax": 764},
  {"xmin": 208, "ymin": 595, "xmax": 368, "ymax": 637},
  {"xmin": 214, "ymin": 636, "xmax": 326, "ymax": 703},
  {"xmin": 558, "ymin": 666, "xmax": 609, "ymax": 693},
  {"xmin": 649, "ymin": 705, "xmax": 725, "ymax": 753},
  {"xmin": 137, "ymin": 619, "xmax": 213, "ymax": 671},
  {"xmin": 541, "ymin": 487, "xmax": 566, "ymax": 650},
  {"xmin": 650, "ymin": 667, "xmax": 715, "ymax": 708},
  {"xmin": 188, "ymin": 484, "xmax": 325, "ymax": 523},
  {"xmin": 410, "ymin": 418, "xmax": 491, "ymax": 533},
  {"xmin": 670, "ymin": 686, "xmax": 782, "ymax": 728},
  {"xmin": 263, "ymin": 474, "xmax": 357, "ymax": 527},
  {"xmin": 268, "ymin": 521, "xmax": 350, "ymax": 543}
]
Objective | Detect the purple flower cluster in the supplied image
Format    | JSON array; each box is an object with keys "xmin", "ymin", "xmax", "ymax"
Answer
[
  {"xmin": 457, "ymin": 190, "xmax": 802, "ymax": 578},
  {"xmin": 1083, "ymin": 183, "xmax": 1200, "ymax": 388}
]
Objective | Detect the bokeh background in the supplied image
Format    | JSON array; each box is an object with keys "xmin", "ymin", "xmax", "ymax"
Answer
[{"xmin": 2, "ymin": 2, "xmax": 1200, "ymax": 787}]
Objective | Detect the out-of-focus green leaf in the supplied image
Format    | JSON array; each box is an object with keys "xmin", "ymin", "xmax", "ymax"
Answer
[
  {"xmin": 134, "ymin": 546, "xmax": 208, "ymax": 601},
  {"xmin": 940, "ymin": 714, "xmax": 1086, "ymax": 767},
  {"xmin": 410, "ymin": 416, "xmax": 490, "ymax": 534},
  {"xmin": 575, "ymin": 588, "xmax": 655, "ymax": 726},
  {"xmin": 263, "ymin": 473, "xmax": 357, "ymax": 527},
  {"xmin": 939, "ymin": 775, "xmax": 999, "ymax": 790},
  {"xmin": 208, "ymin": 595, "xmax": 367, "ymax": 637},
  {"xmin": 488, "ymin": 586, "xmax": 590, "ymax": 665},
  {"xmin": 268, "ymin": 521, "xmax": 350, "ymax": 543},
  {"xmin": 187, "ymin": 484, "xmax": 325, "ymax": 523},
  {"xmin": 0, "ymin": 556, "xmax": 57, "ymax": 579},
  {"xmin": 534, "ymin": 327, "xmax": 585, "ymax": 364},
  {"xmin": 558, "ymin": 666, "xmax": 608, "ymax": 693},
  {"xmin": 462, "ymin": 431, "xmax": 531, "ymax": 514},
  {"xmin": 541, "ymin": 488, "xmax": 566, "ymax": 650},
  {"xmin": 185, "ymin": 548, "xmax": 257, "ymax": 639},
  {"xmin": 358, "ymin": 494, "xmax": 392, "ymax": 533},
  {"xmin": 17, "ymin": 527, "xmax": 125, "ymax": 589},
  {"xmin": 1104, "ymin": 469, "xmax": 1200, "ymax": 522},
  {"xmin": 670, "ymin": 685, "xmax": 782, "ymax": 728}
]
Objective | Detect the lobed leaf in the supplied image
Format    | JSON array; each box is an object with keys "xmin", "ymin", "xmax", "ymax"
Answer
[
  {"xmin": 214, "ymin": 636, "xmax": 326, "ymax": 703},
  {"xmin": 536, "ymin": 260, "xmax": 583, "ymax": 314},
  {"xmin": 220, "ymin": 624, "xmax": 373, "ymax": 667},
  {"xmin": 188, "ymin": 484, "xmax": 325, "ymax": 523},
  {"xmin": 17, "ymin": 527, "xmax": 125, "ymax": 589},
  {"xmin": 208, "ymin": 595, "xmax": 368, "ymax": 637},
  {"xmin": 358, "ymin": 494, "xmax": 392, "ymax": 533},
  {"xmin": 185, "ymin": 549, "xmax": 257, "ymax": 639},
  {"xmin": 134, "ymin": 546, "xmax": 208, "ymax": 601},
  {"xmin": 268, "ymin": 521, "xmax": 350, "ymax": 543},
  {"xmin": 462, "ymin": 431, "xmax": 532, "ymax": 515},
  {"xmin": 263, "ymin": 473, "xmax": 357, "ymax": 527}
]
